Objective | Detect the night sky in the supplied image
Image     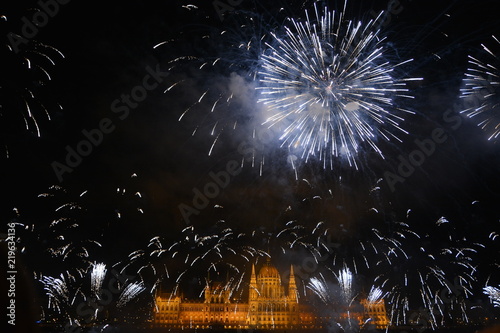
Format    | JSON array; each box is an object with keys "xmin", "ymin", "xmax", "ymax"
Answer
[{"xmin": 2, "ymin": 0, "xmax": 500, "ymax": 328}]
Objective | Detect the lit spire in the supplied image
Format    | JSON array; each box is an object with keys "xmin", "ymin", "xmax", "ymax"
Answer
[
  {"xmin": 249, "ymin": 263, "xmax": 258, "ymax": 301},
  {"xmin": 288, "ymin": 265, "xmax": 298, "ymax": 302},
  {"xmin": 250, "ymin": 263, "xmax": 257, "ymax": 285}
]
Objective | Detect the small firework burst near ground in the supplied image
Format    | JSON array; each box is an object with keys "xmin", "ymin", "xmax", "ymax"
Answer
[
  {"xmin": 258, "ymin": 3, "xmax": 422, "ymax": 169},
  {"xmin": 40, "ymin": 262, "xmax": 146, "ymax": 327},
  {"xmin": 484, "ymin": 285, "xmax": 500, "ymax": 307},
  {"xmin": 461, "ymin": 35, "xmax": 500, "ymax": 141}
]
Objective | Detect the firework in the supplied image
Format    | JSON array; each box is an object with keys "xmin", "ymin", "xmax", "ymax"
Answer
[
  {"xmin": 40, "ymin": 262, "xmax": 146, "ymax": 327},
  {"xmin": 258, "ymin": 3, "xmax": 421, "ymax": 169},
  {"xmin": 308, "ymin": 276, "xmax": 330, "ymax": 303},
  {"xmin": 366, "ymin": 286, "xmax": 385, "ymax": 304},
  {"xmin": 1, "ymin": 15, "xmax": 64, "ymax": 157},
  {"xmin": 114, "ymin": 178, "xmax": 486, "ymax": 330},
  {"xmin": 460, "ymin": 35, "xmax": 500, "ymax": 141},
  {"xmin": 306, "ymin": 267, "xmax": 368, "ymax": 332},
  {"xmin": 10, "ymin": 173, "xmax": 146, "ymax": 274},
  {"xmin": 116, "ymin": 281, "xmax": 146, "ymax": 308},
  {"xmin": 335, "ymin": 267, "xmax": 354, "ymax": 305},
  {"xmin": 124, "ymin": 209, "xmax": 481, "ymax": 331},
  {"xmin": 155, "ymin": 15, "xmax": 265, "ymax": 163},
  {"xmin": 25, "ymin": 168, "xmax": 490, "ymax": 329},
  {"xmin": 91, "ymin": 262, "xmax": 107, "ymax": 299},
  {"xmin": 268, "ymin": 180, "xmax": 481, "ymax": 329},
  {"xmin": 40, "ymin": 274, "xmax": 71, "ymax": 315},
  {"xmin": 7, "ymin": 177, "xmax": 149, "ymax": 327},
  {"xmin": 124, "ymin": 221, "xmax": 271, "ymax": 302},
  {"xmin": 9, "ymin": 185, "xmax": 101, "ymax": 277},
  {"xmin": 158, "ymin": 2, "xmax": 421, "ymax": 174},
  {"xmin": 483, "ymin": 285, "xmax": 500, "ymax": 307},
  {"xmin": 371, "ymin": 215, "xmax": 479, "ymax": 328}
]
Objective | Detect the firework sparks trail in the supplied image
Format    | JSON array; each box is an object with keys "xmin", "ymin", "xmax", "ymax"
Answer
[
  {"xmin": 1, "ymin": 15, "xmax": 64, "ymax": 157},
  {"xmin": 7, "ymin": 176, "xmax": 148, "ymax": 327},
  {"xmin": 118, "ymin": 179, "xmax": 487, "ymax": 329},
  {"xmin": 375, "ymin": 220, "xmax": 479, "ymax": 328},
  {"xmin": 308, "ymin": 276, "xmax": 330, "ymax": 304},
  {"xmin": 460, "ymin": 35, "xmax": 500, "ymax": 141},
  {"xmin": 40, "ymin": 274, "xmax": 71, "ymax": 315},
  {"xmin": 318, "ymin": 181, "xmax": 475, "ymax": 319},
  {"xmin": 483, "ymin": 285, "xmax": 500, "ymax": 307},
  {"xmin": 40, "ymin": 262, "xmax": 146, "ymax": 326},
  {"xmin": 158, "ymin": 2, "xmax": 420, "ymax": 174},
  {"xmin": 367, "ymin": 286, "xmax": 385, "ymax": 304},
  {"xmin": 258, "ymin": 3, "xmax": 422, "ymax": 169},
  {"xmin": 117, "ymin": 281, "xmax": 146, "ymax": 308},
  {"xmin": 22, "ymin": 159, "xmax": 491, "ymax": 329},
  {"xmin": 132, "ymin": 206, "xmax": 479, "ymax": 329},
  {"xmin": 306, "ymin": 268, "xmax": 361, "ymax": 332},
  {"xmin": 91, "ymin": 262, "xmax": 107, "ymax": 299},
  {"xmin": 335, "ymin": 267, "xmax": 354, "ymax": 305},
  {"xmin": 125, "ymin": 222, "xmax": 274, "ymax": 301},
  {"xmin": 272, "ymin": 182, "xmax": 481, "ymax": 329},
  {"xmin": 9, "ymin": 185, "xmax": 103, "ymax": 278},
  {"xmin": 155, "ymin": 20, "xmax": 265, "ymax": 164}
]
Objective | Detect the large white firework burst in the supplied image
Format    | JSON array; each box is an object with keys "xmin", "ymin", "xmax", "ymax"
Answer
[
  {"xmin": 257, "ymin": 3, "xmax": 421, "ymax": 169},
  {"xmin": 460, "ymin": 35, "xmax": 500, "ymax": 141}
]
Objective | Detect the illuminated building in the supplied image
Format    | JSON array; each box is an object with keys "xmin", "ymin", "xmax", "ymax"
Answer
[
  {"xmin": 360, "ymin": 298, "xmax": 390, "ymax": 329},
  {"xmin": 153, "ymin": 258, "xmax": 389, "ymax": 329}
]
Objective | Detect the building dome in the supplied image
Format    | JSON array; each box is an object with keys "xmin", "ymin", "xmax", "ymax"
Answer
[{"xmin": 258, "ymin": 258, "xmax": 280, "ymax": 278}]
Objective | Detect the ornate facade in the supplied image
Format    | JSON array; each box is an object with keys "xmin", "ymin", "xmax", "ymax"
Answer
[
  {"xmin": 360, "ymin": 298, "xmax": 390, "ymax": 329},
  {"xmin": 153, "ymin": 259, "xmax": 388, "ymax": 329}
]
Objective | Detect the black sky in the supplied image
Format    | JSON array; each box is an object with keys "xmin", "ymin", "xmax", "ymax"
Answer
[{"xmin": 2, "ymin": 0, "xmax": 500, "ymax": 287}]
